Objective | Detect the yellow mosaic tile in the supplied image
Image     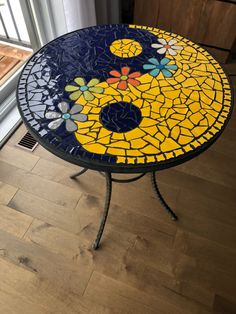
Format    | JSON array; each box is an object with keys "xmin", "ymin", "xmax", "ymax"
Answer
[{"xmin": 110, "ymin": 39, "xmax": 142, "ymax": 58}]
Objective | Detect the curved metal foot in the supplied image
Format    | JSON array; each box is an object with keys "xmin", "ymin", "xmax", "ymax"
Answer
[
  {"xmin": 93, "ymin": 172, "xmax": 112, "ymax": 250},
  {"xmin": 151, "ymin": 172, "xmax": 178, "ymax": 221},
  {"xmin": 70, "ymin": 168, "xmax": 88, "ymax": 179}
]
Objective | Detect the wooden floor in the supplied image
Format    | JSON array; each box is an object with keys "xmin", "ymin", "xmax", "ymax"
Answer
[
  {"xmin": 0, "ymin": 71, "xmax": 236, "ymax": 313},
  {"xmin": 0, "ymin": 42, "xmax": 32, "ymax": 86}
]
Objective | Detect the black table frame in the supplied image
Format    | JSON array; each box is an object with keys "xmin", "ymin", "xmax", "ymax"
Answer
[{"xmin": 70, "ymin": 168, "xmax": 177, "ymax": 249}]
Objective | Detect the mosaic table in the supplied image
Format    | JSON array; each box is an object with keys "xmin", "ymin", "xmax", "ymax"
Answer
[{"xmin": 17, "ymin": 24, "xmax": 233, "ymax": 249}]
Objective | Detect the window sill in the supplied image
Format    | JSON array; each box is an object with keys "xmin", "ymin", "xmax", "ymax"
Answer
[{"xmin": 0, "ymin": 105, "xmax": 22, "ymax": 148}]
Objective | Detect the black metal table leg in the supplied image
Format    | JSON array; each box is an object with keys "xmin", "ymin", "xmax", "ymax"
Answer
[
  {"xmin": 151, "ymin": 172, "xmax": 178, "ymax": 221},
  {"xmin": 93, "ymin": 172, "xmax": 112, "ymax": 250},
  {"xmin": 70, "ymin": 169, "xmax": 176, "ymax": 249},
  {"xmin": 70, "ymin": 168, "xmax": 88, "ymax": 179}
]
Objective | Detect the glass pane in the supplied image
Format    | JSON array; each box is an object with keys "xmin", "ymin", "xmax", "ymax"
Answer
[
  {"xmin": 0, "ymin": 0, "xmax": 18, "ymax": 39},
  {"xmin": 9, "ymin": 0, "xmax": 30, "ymax": 42},
  {"xmin": 0, "ymin": 18, "xmax": 5, "ymax": 37}
]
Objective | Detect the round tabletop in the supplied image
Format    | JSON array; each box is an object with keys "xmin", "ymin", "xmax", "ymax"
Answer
[{"xmin": 17, "ymin": 24, "xmax": 233, "ymax": 173}]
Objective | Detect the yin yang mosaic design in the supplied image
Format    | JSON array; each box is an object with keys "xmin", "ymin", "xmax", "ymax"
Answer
[{"xmin": 17, "ymin": 24, "xmax": 233, "ymax": 171}]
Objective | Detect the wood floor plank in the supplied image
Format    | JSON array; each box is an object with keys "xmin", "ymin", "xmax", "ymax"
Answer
[
  {"xmin": 31, "ymin": 157, "xmax": 180, "ymax": 222},
  {"xmin": 173, "ymin": 252, "xmax": 236, "ymax": 302},
  {"xmin": 196, "ymin": 148, "xmax": 236, "ymax": 176},
  {"xmin": 174, "ymin": 230, "xmax": 236, "ymax": 276},
  {"xmin": 83, "ymin": 271, "xmax": 210, "ymax": 314},
  {"xmin": 158, "ymin": 167, "xmax": 236, "ymax": 205},
  {"xmin": 0, "ymin": 160, "xmax": 82, "ymax": 209},
  {"xmin": 95, "ymin": 240, "xmax": 213, "ymax": 313},
  {"xmin": 21, "ymin": 193, "xmax": 210, "ymax": 313},
  {"xmin": 127, "ymin": 233, "xmax": 178, "ymax": 276},
  {"xmin": 175, "ymin": 151, "xmax": 236, "ymax": 189},
  {"xmin": 84, "ymin": 271, "xmax": 165, "ymax": 314},
  {"xmin": 32, "ymin": 157, "xmax": 178, "ymax": 199},
  {"xmin": 0, "ymin": 231, "xmax": 115, "ymax": 313},
  {"xmin": 23, "ymin": 218, "xmax": 92, "ymax": 258},
  {"xmin": 213, "ymin": 294, "xmax": 236, "ymax": 314},
  {"xmin": 31, "ymin": 156, "xmax": 80, "ymax": 182},
  {"xmin": 175, "ymin": 213, "xmax": 236, "ymax": 249},
  {"xmin": 76, "ymin": 193, "xmax": 177, "ymax": 239},
  {"xmin": 0, "ymin": 229, "xmax": 92, "ymax": 298},
  {"xmin": 0, "ymin": 257, "xmax": 89, "ymax": 314},
  {"xmin": 23, "ymin": 218, "xmax": 137, "ymax": 262},
  {"xmin": 209, "ymin": 127, "xmax": 236, "ymax": 159},
  {"xmin": 0, "ymin": 181, "xmax": 17, "ymax": 205},
  {"xmin": 33, "ymin": 144, "xmax": 79, "ymax": 170},
  {"xmin": 176, "ymin": 189, "xmax": 236, "ymax": 228},
  {"xmin": 0, "ymin": 289, "xmax": 51, "ymax": 314},
  {"xmin": 0, "ymin": 145, "xmax": 39, "ymax": 171},
  {"xmin": 0, "ymin": 204, "xmax": 33, "ymax": 238},
  {"xmin": 129, "ymin": 261, "xmax": 214, "ymax": 309},
  {"xmin": 9, "ymin": 189, "xmax": 82, "ymax": 234}
]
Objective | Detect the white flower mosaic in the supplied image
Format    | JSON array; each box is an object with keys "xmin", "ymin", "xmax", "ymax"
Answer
[
  {"xmin": 151, "ymin": 38, "xmax": 183, "ymax": 56},
  {"xmin": 45, "ymin": 101, "xmax": 87, "ymax": 132}
]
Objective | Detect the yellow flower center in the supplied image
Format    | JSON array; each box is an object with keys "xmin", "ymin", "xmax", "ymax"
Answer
[{"xmin": 120, "ymin": 75, "xmax": 128, "ymax": 80}]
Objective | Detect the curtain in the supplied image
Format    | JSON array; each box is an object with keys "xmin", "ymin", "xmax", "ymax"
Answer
[
  {"xmin": 63, "ymin": 0, "xmax": 96, "ymax": 32},
  {"xmin": 31, "ymin": 0, "xmax": 97, "ymax": 45}
]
